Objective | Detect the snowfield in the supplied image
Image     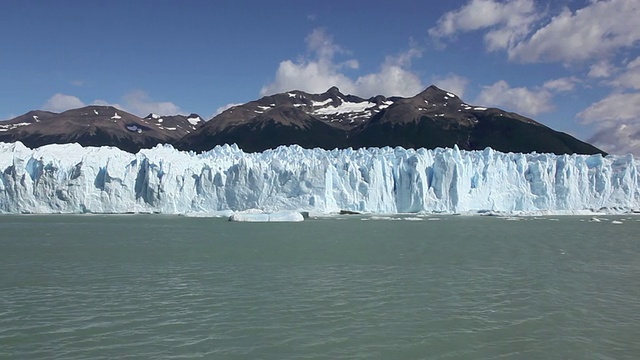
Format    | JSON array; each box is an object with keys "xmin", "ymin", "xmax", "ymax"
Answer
[{"xmin": 0, "ymin": 141, "xmax": 638, "ymax": 215}]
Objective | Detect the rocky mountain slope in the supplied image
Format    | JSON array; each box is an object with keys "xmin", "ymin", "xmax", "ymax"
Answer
[
  {"xmin": 176, "ymin": 86, "xmax": 604, "ymax": 155},
  {"xmin": 1, "ymin": 86, "xmax": 604, "ymax": 155},
  {"xmin": 0, "ymin": 106, "xmax": 203, "ymax": 153}
]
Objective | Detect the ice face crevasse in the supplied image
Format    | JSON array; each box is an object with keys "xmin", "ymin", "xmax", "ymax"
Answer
[{"xmin": 0, "ymin": 141, "xmax": 638, "ymax": 214}]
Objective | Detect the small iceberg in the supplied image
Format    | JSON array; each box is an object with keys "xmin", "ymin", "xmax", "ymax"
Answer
[{"xmin": 228, "ymin": 211, "xmax": 304, "ymax": 222}]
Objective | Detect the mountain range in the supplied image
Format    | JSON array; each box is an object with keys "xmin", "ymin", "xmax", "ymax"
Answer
[{"xmin": 0, "ymin": 86, "xmax": 604, "ymax": 155}]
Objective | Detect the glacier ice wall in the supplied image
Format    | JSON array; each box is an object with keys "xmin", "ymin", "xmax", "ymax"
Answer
[{"xmin": 0, "ymin": 141, "xmax": 638, "ymax": 214}]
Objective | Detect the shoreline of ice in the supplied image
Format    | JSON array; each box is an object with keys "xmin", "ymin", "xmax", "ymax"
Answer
[{"xmin": 1, "ymin": 141, "xmax": 638, "ymax": 215}]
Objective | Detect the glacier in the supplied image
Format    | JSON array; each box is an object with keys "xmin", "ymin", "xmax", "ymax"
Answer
[{"xmin": 0, "ymin": 141, "xmax": 638, "ymax": 215}]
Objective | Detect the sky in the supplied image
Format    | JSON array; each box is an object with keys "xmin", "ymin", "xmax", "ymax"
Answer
[{"xmin": 1, "ymin": 0, "xmax": 639, "ymax": 155}]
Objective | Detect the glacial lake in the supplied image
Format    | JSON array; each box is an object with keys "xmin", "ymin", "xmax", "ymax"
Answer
[{"xmin": 1, "ymin": 214, "xmax": 639, "ymax": 359}]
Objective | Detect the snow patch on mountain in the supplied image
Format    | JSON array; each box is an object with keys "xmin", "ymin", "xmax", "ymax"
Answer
[
  {"xmin": 312, "ymin": 99, "xmax": 333, "ymax": 107},
  {"xmin": 187, "ymin": 116, "xmax": 201, "ymax": 126},
  {"xmin": 314, "ymin": 101, "xmax": 376, "ymax": 115}
]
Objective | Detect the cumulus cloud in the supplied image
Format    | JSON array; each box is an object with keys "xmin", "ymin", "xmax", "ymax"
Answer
[
  {"xmin": 261, "ymin": 28, "xmax": 425, "ymax": 98},
  {"xmin": 609, "ymin": 56, "xmax": 640, "ymax": 90},
  {"xmin": 431, "ymin": 0, "xmax": 640, "ymax": 67},
  {"xmin": 214, "ymin": 103, "xmax": 242, "ymax": 117},
  {"xmin": 508, "ymin": 0, "xmax": 640, "ymax": 63},
  {"xmin": 42, "ymin": 91, "xmax": 182, "ymax": 117},
  {"xmin": 509, "ymin": 1, "xmax": 640, "ymax": 63},
  {"xmin": 543, "ymin": 77, "xmax": 578, "ymax": 92},
  {"xmin": 429, "ymin": 0, "xmax": 538, "ymax": 51},
  {"xmin": 42, "ymin": 93, "xmax": 85, "ymax": 112},
  {"xmin": 588, "ymin": 60, "xmax": 616, "ymax": 78},
  {"xmin": 122, "ymin": 90, "xmax": 182, "ymax": 116},
  {"xmin": 431, "ymin": 74, "xmax": 469, "ymax": 98},
  {"xmin": 578, "ymin": 92, "xmax": 640, "ymax": 126},
  {"xmin": 475, "ymin": 80, "xmax": 554, "ymax": 116},
  {"xmin": 91, "ymin": 99, "xmax": 123, "ymax": 109},
  {"xmin": 587, "ymin": 125, "xmax": 640, "ymax": 156},
  {"xmin": 578, "ymin": 92, "xmax": 640, "ymax": 155},
  {"xmin": 352, "ymin": 49, "xmax": 424, "ymax": 98}
]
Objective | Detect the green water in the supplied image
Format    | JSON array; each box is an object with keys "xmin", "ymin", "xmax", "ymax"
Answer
[{"xmin": 1, "ymin": 215, "xmax": 639, "ymax": 359}]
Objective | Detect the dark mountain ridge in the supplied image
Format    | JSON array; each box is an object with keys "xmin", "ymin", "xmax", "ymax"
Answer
[
  {"xmin": 0, "ymin": 106, "xmax": 203, "ymax": 153},
  {"xmin": 1, "ymin": 86, "xmax": 605, "ymax": 155},
  {"xmin": 176, "ymin": 85, "xmax": 605, "ymax": 155}
]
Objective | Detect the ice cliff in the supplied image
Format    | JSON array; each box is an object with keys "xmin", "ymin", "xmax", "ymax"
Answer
[{"xmin": 0, "ymin": 141, "xmax": 638, "ymax": 214}]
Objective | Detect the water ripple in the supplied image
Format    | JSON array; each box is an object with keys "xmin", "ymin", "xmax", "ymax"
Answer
[{"xmin": 1, "ymin": 215, "xmax": 639, "ymax": 359}]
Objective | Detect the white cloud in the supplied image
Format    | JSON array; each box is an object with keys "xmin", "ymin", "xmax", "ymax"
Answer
[
  {"xmin": 578, "ymin": 92, "xmax": 640, "ymax": 125},
  {"xmin": 214, "ymin": 103, "xmax": 242, "ymax": 117},
  {"xmin": 432, "ymin": 0, "xmax": 640, "ymax": 69},
  {"xmin": 352, "ymin": 49, "xmax": 424, "ymax": 98},
  {"xmin": 122, "ymin": 90, "xmax": 182, "ymax": 116},
  {"xmin": 42, "ymin": 93, "xmax": 85, "ymax": 112},
  {"xmin": 508, "ymin": 0, "xmax": 640, "ymax": 63},
  {"xmin": 475, "ymin": 80, "xmax": 554, "ymax": 116},
  {"xmin": 543, "ymin": 77, "xmax": 578, "ymax": 92},
  {"xmin": 609, "ymin": 56, "xmax": 640, "ymax": 90},
  {"xmin": 587, "ymin": 125, "xmax": 640, "ymax": 156},
  {"xmin": 92, "ymin": 99, "xmax": 123, "ymax": 109},
  {"xmin": 41, "ymin": 92, "xmax": 182, "ymax": 117},
  {"xmin": 578, "ymin": 92, "xmax": 640, "ymax": 155},
  {"xmin": 261, "ymin": 28, "xmax": 425, "ymax": 98},
  {"xmin": 429, "ymin": 0, "xmax": 539, "ymax": 51},
  {"xmin": 588, "ymin": 60, "xmax": 616, "ymax": 78},
  {"xmin": 261, "ymin": 59, "xmax": 356, "ymax": 96},
  {"xmin": 431, "ymin": 74, "xmax": 469, "ymax": 98}
]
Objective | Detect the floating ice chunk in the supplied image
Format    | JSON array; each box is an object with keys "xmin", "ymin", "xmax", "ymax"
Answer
[
  {"xmin": 229, "ymin": 211, "xmax": 304, "ymax": 222},
  {"xmin": 367, "ymin": 216, "xmax": 401, "ymax": 221}
]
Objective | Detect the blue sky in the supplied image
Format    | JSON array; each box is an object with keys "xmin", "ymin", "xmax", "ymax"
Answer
[{"xmin": 1, "ymin": 0, "xmax": 639, "ymax": 155}]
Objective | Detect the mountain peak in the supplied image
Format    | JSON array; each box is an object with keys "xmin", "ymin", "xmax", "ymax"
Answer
[
  {"xmin": 417, "ymin": 85, "xmax": 449, "ymax": 96},
  {"xmin": 325, "ymin": 86, "xmax": 341, "ymax": 95}
]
